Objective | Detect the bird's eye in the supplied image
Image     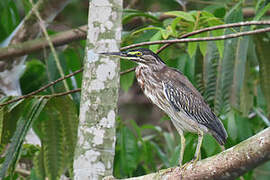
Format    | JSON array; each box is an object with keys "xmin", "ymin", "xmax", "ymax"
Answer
[{"xmin": 136, "ymin": 52, "xmax": 142, "ymax": 56}]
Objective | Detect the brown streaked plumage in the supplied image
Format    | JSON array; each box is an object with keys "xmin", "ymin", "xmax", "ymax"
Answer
[{"xmin": 101, "ymin": 48, "xmax": 227, "ymax": 166}]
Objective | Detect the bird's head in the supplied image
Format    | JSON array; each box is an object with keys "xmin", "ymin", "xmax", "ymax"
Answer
[{"xmin": 100, "ymin": 48, "xmax": 165, "ymax": 68}]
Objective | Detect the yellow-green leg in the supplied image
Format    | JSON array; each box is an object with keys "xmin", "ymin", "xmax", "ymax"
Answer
[
  {"xmin": 193, "ymin": 131, "xmax": 204, "ymax": 163},
  {"xmin": 181, "ymin": 131, "xmax": 204, "ymax": 171},
  {"xmin": 179, "ymin": 132, "xmax": 186, "ymax": 166}
]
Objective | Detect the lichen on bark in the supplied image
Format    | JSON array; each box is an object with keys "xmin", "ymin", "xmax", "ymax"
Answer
[{"xmin": 73, "ymin": 0, "xmax": 122, "ymax": 179}]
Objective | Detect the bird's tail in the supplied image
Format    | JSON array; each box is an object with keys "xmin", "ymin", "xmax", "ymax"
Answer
[{"xmin": 210, "ymin": 119, "xmax": 228, "ymax": 145}]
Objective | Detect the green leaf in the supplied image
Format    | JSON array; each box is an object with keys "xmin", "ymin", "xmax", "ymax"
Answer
[
  {"xmin": 132, "ymin": 27, "xmax": 163, "ymax": 36},
  {"xmin": 214, "ymin": 3, "xmax": 246, "ymax": 114},
  {"xmin": 120, "ymin": 59, "xmax": 136, "ymax": 92},
  {"xmin": 64, "ymin": 48, "xmax": 83, "ymax": 88},
  {"xmin": 203, "ymin": 5, "xmax": 226, "ymax": 18},
  {"xmin": 254, "ymin": 1, "xmax": 270, "ymax": 21},
  {"xmin": 187, "ymin": 36, "xmax": 198, "ymax": 58},
  {"xmin": 130, "ymin": 120, "xmax": 142, "ymax": 141},
  {"xmin": 140, "ymin": 141, "xmax": 156, "ymax": 172},
  {"xmin": 164, "ymin": 11, "xmax": 195, "ymax": 22},
  {"xmin": 20, "ymin": 59, "xmax": 48, "ymax": 94},
  {"xmin": 149, "ymin": 31, "xmax": 162, "ymax": 53},
  {"xmin": 163, "ymin": 132, "xmax": 175, "ymax": 155},
  {"xmin": 123, "ymin": 10, "xmax": 160, "ymax": 25},
  {"xmin": 230, "ymin": 29, "xmax": 250, "ymax": 109},
  {"xmin": 33, "ymin": 147, "xmax": 46, "ymax": 180},
  {"xmin": 202, "ymin": 41, "xmax": 219, "ymax": 104},
  {"xmin": 21, "ymin": 0, "xmax": 32, "ymax": 14},
  {"xmin": 253, "ymin": 108, "xmax": 270, "ymax": 127},
  {"xmin": 116, "ymin": 126, "xmax": 139, "ymax": 177},
  {"xmin": 33, "ymin": 96, "xmax": 78, "ymax": 180},
  {"xmin": 150, "ymin": 142, "xmax": 169, "ymax": 167},
  {"xmin": 227, "ymin": 111, "xmax": 237, "ymax": 141},
  {"xmin": 169, "ymin": 144, "xmax": 181, "ymax": 166},
  {"xmin": 198, "ymin": 32, "xmax": 208, "ymax": 56},
  {"xmin": 200, "ymin": 11, "xmax": 225, "ymax": 57},
  {"xmin": 0, "ymin": 98, "xmax": 48, "ymax": 178},
  {"xmin": 58, "ymin": 97, "xmax": 79, "ymax": 166},
  {"xmin": 254, "ymin": 33, "xmax": 270, "ymax": 113},
  {"xmin": 235, "ymin": 113, "xmax": 252, "ymax": 141},
  {"xmin": 0, "ymin": 98, "xmax": 25, "ymax": 145},
  {"xmin": 225, "ymin": 2, "xmax": 243, "ymax": 23},
  {"xmin": 202, "ymin": 134, "xmax": 220, "ymax": 157},
  {"xmin": 0, "ymin": 0, "xmax": 20, "ymax": 36},
  {"xmin": 240, "ymin": 56, "xmax": 254, "ymax": 116}
]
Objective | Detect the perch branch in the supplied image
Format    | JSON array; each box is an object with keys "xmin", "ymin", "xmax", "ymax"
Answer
[{"xmin": 104, "ymin": 127, "xmax": 270, "ymax": 180}]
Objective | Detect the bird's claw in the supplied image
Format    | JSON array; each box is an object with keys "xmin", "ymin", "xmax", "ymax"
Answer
[{"xmin": 179, "ymin": 157, "xmax": 199, "ymax": 171}]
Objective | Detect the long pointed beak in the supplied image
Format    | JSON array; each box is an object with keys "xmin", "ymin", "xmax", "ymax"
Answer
[
  {"xmin": 99, "ymin": 52, "xmax": 127, "ymax": 58},
  {"xmin": 100, "ymin": 51, "xmax": 140, "ymax": 63}
]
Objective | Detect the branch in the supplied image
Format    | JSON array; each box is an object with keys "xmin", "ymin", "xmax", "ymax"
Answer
[
  {"xmin": 0, "ymin": 68, "xmax": 83, "ymax": 107},
  {"xmin": 121, "ymin": 21, "xmax": 270, "ymax": 50},
  {"xmin": 120, "ymin": 67, "xmax": 136, "ymax": 75},
  {"xmin": 42, "ymin": 88, "xmax": 81, "ymax": 98},
  {"xmin": 1, "ymin": 21, "xmax": 269, "ymax": 61},
  {"xmin": 0, "ymin": 25, "xmax": 86, "ymax": 60},
  {"xmin": 120, "ymin": 21, "xmax": 270, "ymax": 75},
  {"xmin": 104, "ymin": 127, "xmax": 270, "ymax": 180},
  {"xmin": 0, "ymin": 63, "xmax": 142, "ymax": 106}
]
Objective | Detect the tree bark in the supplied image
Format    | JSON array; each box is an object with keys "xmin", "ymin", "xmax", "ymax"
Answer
[
  {"xmin": 0, "ymin": 0, "xmax": 71, "ymax": 96},
  {"xmin": 73, "ymin": 0, "xmax": 122, "ymax": 179},
  {"xmin": 104, "ymin": 127, "xmax": 270, "ymax": 180}
]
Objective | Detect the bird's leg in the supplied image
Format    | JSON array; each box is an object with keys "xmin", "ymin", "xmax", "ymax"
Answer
[
  {"xmin": 180, "ymin": 131, "xmax": 204, "ymax": 171},
  {"xmin": 179, "ymin": 132, "xmax": 186, "ymax": 166},
  {"xmin": 193, "ymin": 131, "xmax": 204, "ymax": 163}
]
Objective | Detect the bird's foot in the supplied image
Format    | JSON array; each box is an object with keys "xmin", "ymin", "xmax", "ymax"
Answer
[
  {"xmin": 158, "ymin": 167, "xmax": 174, "ymax": 176},
  {"xmin": 179, "ymin": 157, "xmax": 199, "ymax": 171}
]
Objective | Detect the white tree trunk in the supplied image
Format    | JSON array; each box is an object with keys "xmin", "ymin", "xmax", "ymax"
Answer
[{"xmin": 73, "ymin": 0, "xmax": 122, "ymax": 179}]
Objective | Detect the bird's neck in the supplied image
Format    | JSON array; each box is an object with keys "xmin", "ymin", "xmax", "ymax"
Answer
[
  {"xmin": 137, "ymin": 63, "xmax": 165, "ymax": 72},
  {"xmin": 135, "ymin": 64, "xmax": 165, "ymax": 91}
]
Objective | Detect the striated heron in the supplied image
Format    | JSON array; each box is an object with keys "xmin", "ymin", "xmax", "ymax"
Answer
[{"xmin": 101, "ymin": 48, "xmax": 227, "ymax": 166}]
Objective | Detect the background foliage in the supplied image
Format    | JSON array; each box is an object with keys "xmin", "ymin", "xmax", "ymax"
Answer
[{"xmin": 0, "ymin": 0, "xmax": 270, "ymax": 179}]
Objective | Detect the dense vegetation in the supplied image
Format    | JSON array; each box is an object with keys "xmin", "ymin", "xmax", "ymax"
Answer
[{"xmin": 0, "ymin": 0, "xmax": 270, "ymax": 179}]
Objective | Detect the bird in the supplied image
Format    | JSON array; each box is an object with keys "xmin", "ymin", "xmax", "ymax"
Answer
[{"xmin": 101, "ymin": 48, "xmax": 228, "ymax": 166}]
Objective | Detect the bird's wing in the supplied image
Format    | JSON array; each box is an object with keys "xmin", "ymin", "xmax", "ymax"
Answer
[
  {"xmin": 163, "ymin": 81, "xmax": 213, "ymax": 126},
  {"xmin": 161, "ymin": 68, "xmax": 227, "ymax": 144}
]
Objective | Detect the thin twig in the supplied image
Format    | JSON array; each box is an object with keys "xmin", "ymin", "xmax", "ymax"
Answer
[
  {"xmin": 0, "ymin": 69, "xmax": 83, "ymax": 107},
  {"xmin": 120, "ymin": 67, "xmax": 136, "ymax": 75},
  {"xmin": 180, "ymin": 21, "xmax": 270, "ymax": 39},
  {"xmin": 43, "ymin": 88, "xmax": 81, "ymax": 98},
  {"xmin": 157, "ymin": 43, "xmax": 172, "ymax": 54},
  {"xmin": 121, "ymin": 21, "xmax": 270, "ymax": 50},
  {"xmin": 120, "ymin": 21, "xmax": 270, "ymax": 75}
]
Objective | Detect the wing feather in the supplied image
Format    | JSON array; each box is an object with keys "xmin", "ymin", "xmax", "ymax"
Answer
[{"xmin": 161, "ymin": 68, "xmax": 227, "ymax": 144}]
